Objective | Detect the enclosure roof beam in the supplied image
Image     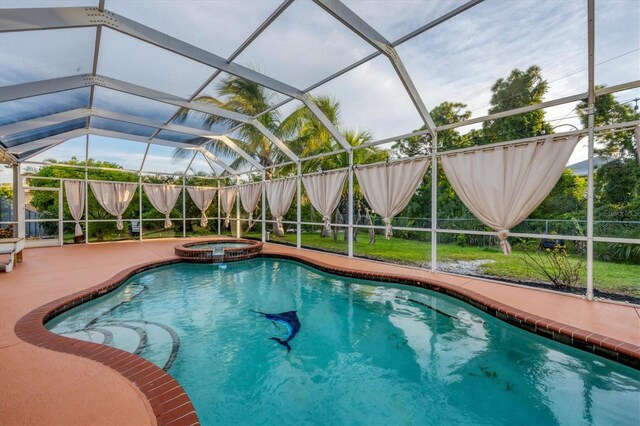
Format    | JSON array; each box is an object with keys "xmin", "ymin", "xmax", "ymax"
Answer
[
  {"xmin": 0, "ymin": 75, "xmax": 274, "ymax": 164},
  {"xmin": 7, "ymin": 128, "xmax": 87, "ymax": 155},
  {"xmin": 0, "ymin": 75, "xmax": 250, "ymax": 124},
  {"xmin": 352, "ymin": 79, "xmax": 640, "ymax": 150},
  {"xmin": 0, "ymin": 108, "xmax": 223, "ymax": 147},
  {"xmin": 210, "ymin": 135, "xmax": 264, "ymax": 171},
  {"xmin": 198, "ymin": 147, "xmax": 238, "ymax": 175},
  {"xmin": 0, "ymin": 108, "xmax": 92, "ymax": 138},
  {"xmin": 313, "ymin": 0, "xmax": 437, "ymax": 136},
  {"xmin": 299, "ymin": 95, "xmax": 351, "ymax": 151},
  {"xmin": 250, "ymin": 119, "xmax": 299, "ymax": 163},
  {"xmin": 0, "ymin": 6, "xmax": 347, "ymax": 161},
  {"xmin": 0, "ymin": 7, "xmax": 303, "ymax": 97},
  {"xmin": 90, "ymin": 128, "xmax": 238, "ymax": 174},
  {"xmin": 90, "ymin": 128, "xmax": 196, "ymax": 148},
  {"xmin": 0, "ymin": 74, "xmax": 92, "ymax": 103},
  {"xmin": 436, "ymin": 79, "xmax": 640, "ymax": 132},
  {"xmin": 0, "ymin": 146, "xmax": 19, "ymax": 164}
]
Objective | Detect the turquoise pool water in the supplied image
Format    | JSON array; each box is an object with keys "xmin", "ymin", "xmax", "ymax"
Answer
[{"xmin": 47, "ymin": 259, "xmax": 640, "ymax": 425}]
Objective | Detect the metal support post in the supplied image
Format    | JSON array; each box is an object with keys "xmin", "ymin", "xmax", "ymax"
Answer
[
  {"xmin": 84, "ymin": 135, "xmax": 89, "ymax": 244},
  {"xmin": 138, "ymin": 174, "xmax": 143, "ymax": 241},
  {"xmin": 348, "ymin": 150, "xmax": 354, "ymax": 258},
  {"xmin": 58, "ymin": 185, "xmax": 63, "ymax": 245},
  {"xmin": 586, "ymin": 0, "xmax": 595, "ymax": 300},
  {"xmin": 262, "ymin": 170, "xmax": 266, "ymax": 242},
  {"xmin": 217, "ymin": 180, "xmax": 221, "ymax": 235},
  {"xmin": 13, "ymin": 164, "xmax": 25, "ymax": 239},
  {"xmin": 84, "ymin": 169, "xmax": 89, "ymax": 244},
  {"xmin": 182, "ymin": 175, "xmax": 186, "ymax": 238},
  {"xmin": 297, "ymin": 162, "xmax": 302, "ymax": 249},
  {"xmin": 431, "ymin": 132, "xmax": 438, "ymax": 272},
  {"xmin": 236, "ymin": 176, "xmax": 241, "ymax": 238}
]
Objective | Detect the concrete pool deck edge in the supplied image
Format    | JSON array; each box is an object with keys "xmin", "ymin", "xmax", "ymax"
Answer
[{"xmin": 14, "ymin": 257, "xmax": 199, "ymax": 426}]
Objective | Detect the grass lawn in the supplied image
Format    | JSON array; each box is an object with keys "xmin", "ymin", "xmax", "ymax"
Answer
[
  {"xmin": 62, "ymin": 227, "xmax": 637, "ymax": 298},
  {"xmin": 243, "ymin": 231, "xmax": 639, "ymax": 298}
]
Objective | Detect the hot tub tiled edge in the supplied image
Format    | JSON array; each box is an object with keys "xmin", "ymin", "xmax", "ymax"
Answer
[{"xmin": 174, "ymin": 238, "xmax": 263, "ymax": 263}]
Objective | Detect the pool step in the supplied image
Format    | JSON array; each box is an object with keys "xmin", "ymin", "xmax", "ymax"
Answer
[{"xmin": 59, "ymin": 319, "xmax": 180, "ymax": 371}]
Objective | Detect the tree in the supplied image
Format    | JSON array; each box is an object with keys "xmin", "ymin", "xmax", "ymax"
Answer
[
  {"xmin": 175, "ymin": 74, "xmax": 281, "ymax": 174},
  {"xmin": 0, "ymin": 183, "xmax": 12, "ymax": 201},
  {"xmin": 278, "ymin": 95, "xmax": 343, "ymax": 165},
  {"xmin": 393, "ymin": 102, "xmax": 473, "ymax": 157},
  {"xmin": 594, "ymin": 158, "xmax": 640, "ymax": 209},
  {"xmin": 576, "ymin": 87, "xmax": 640, "ymax": 161},
  {"xmin": 593, "ymin": 158, "xmax": 640, "ymax": 262},
  {"xmin": 176, "ymin": 74, "xmax": 390, "ymax": 238},
  {"xmin": 530, "ymin": 169, "xmax": 586, "ymax": 219},
  {"xmin": 482, "ymin": 65, "xmax": 553, "ymax": 143}
]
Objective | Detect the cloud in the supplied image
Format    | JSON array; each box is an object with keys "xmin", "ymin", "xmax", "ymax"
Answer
[
  {"xmin": 107, "ymin": 0, "xmax": 282, "ymax": 59},
  {"xmin": 0, "ymin": 27, "xmax": 94, "ymax": 86},
  {"xmin": 235, "ymin": 0, "xmax": 375, "ymax": 89},
  {"xmin": 3, "ymin": 0, "xmax": 638, "ymax": 169}
]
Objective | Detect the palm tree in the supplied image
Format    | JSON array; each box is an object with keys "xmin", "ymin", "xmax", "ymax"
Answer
[
  {"xmin": 174, "ymin": 75, "xmax": 281, "ymax": 174},
  {"xmin": 174, "ymin": 75, "xmax": 390, "ymax": 241},
  {"xmin": 277, "ymin": 95, "xmax": 341, "ymax": 166}
]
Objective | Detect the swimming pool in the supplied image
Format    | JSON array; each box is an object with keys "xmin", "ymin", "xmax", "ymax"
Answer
[{"xmin": 47, "ymin": 259, "xmax": 640, "ymax": 425}]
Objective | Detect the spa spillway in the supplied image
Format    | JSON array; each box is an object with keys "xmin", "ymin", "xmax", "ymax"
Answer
[{"xmin": 174, "ymin": 239, "xmax": 263, "ymax": 263}]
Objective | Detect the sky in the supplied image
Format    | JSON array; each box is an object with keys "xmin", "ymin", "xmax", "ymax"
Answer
[{"xmin": 1, "ymin": 0, "xmax": 639, "ymax": 174}]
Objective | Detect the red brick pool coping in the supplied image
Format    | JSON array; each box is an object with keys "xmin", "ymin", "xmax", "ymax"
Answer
[
  {"xmin": 259, "ymin": 252, "xmax": 640, "ymax": 369},
  {"xmin": 14, "ymin": 257, "xmax": 199, "ymax": 426},
  {"xmin": 13, "ymin": 244, "xmax": 640, "ymax": 425}
]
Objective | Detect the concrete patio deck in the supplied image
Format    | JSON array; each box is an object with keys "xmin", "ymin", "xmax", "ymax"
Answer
[{"xmin": 1, "ymin": 238, "xmax": 638, "ymax": 425}]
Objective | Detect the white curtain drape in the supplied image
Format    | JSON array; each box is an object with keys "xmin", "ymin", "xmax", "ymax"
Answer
[
  {"xmin": 302, "ymin": 169, "xmax": 347, "ymax": 232},
  {"xmin": 220, "ymin": 187, "xmax": 237, "ymax": 227},
  {"xmin": 266, "ymin": 177, "xmax": 297, "ymax": 236},
  {"xmin": 187, "ymin": 187, "xmax": 217, "ymax": 227},
  {"xmin": 355, "ymin": 158, "xmax": 431, "ymax": 239},
  {"xmin": 441, "ymin": 136, "xmax": 579, "ymax": 254},
  {"xmin": 64, "ymin": 180, "xmax": 85, "ymax": 237},
  {"xmin": 239, "ymin": 183, "xmax": 261, "ymax": 227},
  {"xmin": 143, "ymin": 184, "xmax": 181, "ymax": 228},
  {"xmin": 89, "ymin": 182, "xmax": 137, "ymax": 230}
]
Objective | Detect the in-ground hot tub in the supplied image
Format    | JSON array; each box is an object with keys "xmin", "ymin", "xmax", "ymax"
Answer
[{"xmin": 175, "ymin": 238, "xmax": 263, "ymax": 263}]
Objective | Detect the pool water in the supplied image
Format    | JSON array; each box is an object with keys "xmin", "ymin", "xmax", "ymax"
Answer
[{"xmin": 47, "ymin": 259, "xmax": 640, "ymax": 425}]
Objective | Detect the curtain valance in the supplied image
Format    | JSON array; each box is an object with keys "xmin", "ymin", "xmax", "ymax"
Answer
[
  {"xmin": 219, "ymin": 187, "xmax": 237, "ymax": 227},
  {"xmin": 239, "ymin": 183, "xmax": 261, "ymax": 227},
  {"xmin": 441, "ymin": 136, "xmax": 579, "ymax": 254},
  {"xmin": 355, "ymin": 157, "xmax": 430, "ymax": 238},
  {"xmin": 64, "ymin": 180, "xmax": 84, "ymax": 237},
  {"xmin": 143, "ymin": 185, "xmax": 181, "ymax": 228},
  {"xmin": 187, "ymin": 187, "xmax": 217, "ymax": 227},
  {"xmin": 302, "ymin": 169, "xmax": 347, "ymax": 232},
  {"xmin": 89, "ymin": 182, "xmax": 137, "ymax": 230},
  {"xmin": 266, "ymin": 177, "xmax": 297, "ymax": 236}
]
